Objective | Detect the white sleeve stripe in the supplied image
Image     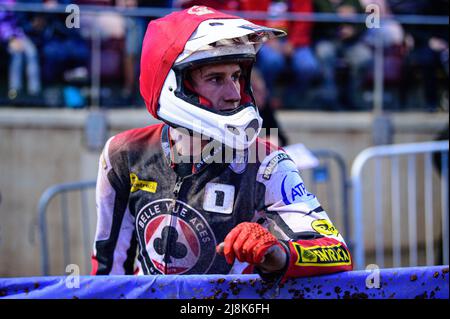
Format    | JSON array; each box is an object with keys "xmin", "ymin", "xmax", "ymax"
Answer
[{"xmin": 110, "ymin": 207, "xmax": 135, "ymax": 275}]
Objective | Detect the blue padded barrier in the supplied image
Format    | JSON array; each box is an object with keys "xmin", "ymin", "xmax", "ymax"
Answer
[{"xmin": 0, "ymin": 266, "xmax": 448, "ymax": 299}]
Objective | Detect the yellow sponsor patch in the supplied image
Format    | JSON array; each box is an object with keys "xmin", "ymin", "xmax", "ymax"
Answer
[
  {"xmin": 292, "ymin": 242, "xmax": 352, "ymax": 267},
  {"xmin": 311, "ymin": 219, "xmax": 340, "ymax": 237},
  {"xmin": 130, "ymin": 173, "xmax": 157, "ymax": 193},
  {"xmin": 100, "ymin": 153, "xmax": 107, "ymax": 170}
]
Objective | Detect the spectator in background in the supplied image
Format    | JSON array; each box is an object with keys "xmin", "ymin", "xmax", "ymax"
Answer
[
  {"xmin": 359, "ymin": 0, "xmax": 406, "ymax": 110},
  {"xmin": 388, "ymin": 0, "xmax": 449, "ymax": 112},
  {"xmin": 76, "ymin": 0, "xmax": 124, "ymax": 107},
  {"xmin": 313, "ymin": 0, "xmax": 372, "ymax": 110},
  {"xmin": 240, "ymin": 0, "xmax": 320, "ymax": 110},
  {"xmin": 0, "ymin": 0, "xmax": 41, "ymax": 103},
  {"xmin": 75, "ymin": 0, "xmax": 171, "ymax": 107},
  {"xmin": 116, "ymin": 0, "xmax": 145, "ymax": 104},
  {"xmin": 22, "ymin": 0, "xmax": 89, "ymax": 108},
  {"xmin": 251, "ymin": 67, "xmax": 289, "ymax": 147},
  {"xmin": 175, "ymin": 0, "xmax": 238, "ymax": 10},
  {"xmin": 32, "ymin": 0, "xmax": 90, "ymax": 107},
  {"xmin": 360, "ymin": 0, "xmax": 405, "ymax": 48},
  {"xmin": 119, "ymin": 0, "xmax": 173, "ymax": 105}
]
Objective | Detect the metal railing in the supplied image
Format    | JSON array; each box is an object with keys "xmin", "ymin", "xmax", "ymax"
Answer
[
  {"xmin": 38, "ymin": 180, "xmax": 96, "ymax": 276},
  {"xmin": 351, "ymin": 140, "xmax": 449, "ymax": 270},
  {"xmin": 308, "ymin": 149, "xmax": 352, "ymax": 251}
]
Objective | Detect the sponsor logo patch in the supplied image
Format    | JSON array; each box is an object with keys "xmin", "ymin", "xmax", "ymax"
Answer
[
  {"xmin": 100, "ymin": 153, "xmax": 107, "ymax": 170},
  {"xmin": 281, "ymin": 171, "xmax": 315, "ymax": 204},
  {"xmin": 187, "ymin": 6, "xmax": 215, "ymax": 16},
  {"xmin": 292, "ymin": 242, "xmax": 351, "ymax": 267},
  {"xmin": 262, "ymin": 152, "xmax": 291, "ymax": 180},
  {"xmin": 130, "ymin": 173, "xmax": 157, "ymax": 193},
  {"xmin": 203, "ymin": 183, "xmax": 235, "ymax": 214},
  {"xmin": 311, "ymin": 219, "xmax": 340, "ymax": 237}
]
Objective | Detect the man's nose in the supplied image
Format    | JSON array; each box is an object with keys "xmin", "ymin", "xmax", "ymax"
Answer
[{"xmin": 223, "ymin": 80, "xmax": 241, "ymax": 104}]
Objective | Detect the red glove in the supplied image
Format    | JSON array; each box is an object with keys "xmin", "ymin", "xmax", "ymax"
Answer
[{"xmin": 218, "ymin": 222, "xmax": 282, "ymax": 265}]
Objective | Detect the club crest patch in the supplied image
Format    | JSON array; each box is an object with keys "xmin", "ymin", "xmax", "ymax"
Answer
[{"xmin": 136, "ymin": 199, "xmax": 216, "ymax": 275}]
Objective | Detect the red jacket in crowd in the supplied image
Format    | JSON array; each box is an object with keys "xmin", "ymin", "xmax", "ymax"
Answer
[{"xmin": 239, "ymin": 0, "xmax": 313, "ymax": 48}]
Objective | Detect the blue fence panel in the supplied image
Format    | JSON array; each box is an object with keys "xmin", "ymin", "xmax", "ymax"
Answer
[{"xmin": 1, "ymin": 266, "xmax": 448, "ymax": 299}]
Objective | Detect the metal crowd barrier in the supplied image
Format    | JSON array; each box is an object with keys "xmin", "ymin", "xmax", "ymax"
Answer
[
  {"xmin": 38, "ymin": 180, "xmax": 96, "ymax": 276},
  {"xmin": 351, "ymin": 140, "xmax": 449, "ymax": 270},
  {"xmin": 308, "ymin": 149, "xmax": 351, "ymax": 251}
]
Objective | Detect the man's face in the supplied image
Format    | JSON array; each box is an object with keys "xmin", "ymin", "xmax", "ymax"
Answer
[{"xmin": 189, "ymin": 63, "xmax": 242, "ymax": 112}]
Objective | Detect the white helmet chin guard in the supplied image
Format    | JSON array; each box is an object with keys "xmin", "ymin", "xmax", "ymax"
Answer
[{"xmin": 157, "ymin": 18, "xmax": 286, "ymax": 150}]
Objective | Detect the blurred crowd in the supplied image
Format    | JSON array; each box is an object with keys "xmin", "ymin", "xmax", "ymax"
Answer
[{"xmin": 0, "ymin": 0, "xmax": 448, "ymax": 112}]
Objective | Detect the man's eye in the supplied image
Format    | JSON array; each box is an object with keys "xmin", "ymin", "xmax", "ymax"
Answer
[{"xmin": 208, "ymin": 77, "xmax": 221, "ymax": 84}]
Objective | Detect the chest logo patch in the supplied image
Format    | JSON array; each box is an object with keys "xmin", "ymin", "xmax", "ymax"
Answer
[
  {"xmin": 136, "ymin": 199, "xmax": 216, "ymax": 275},
  {"xmin": 130, "ymin": 173, "xmax": 157, "ymax": 193},
  {"xmin": 203, "ymin": 183, "xmax": 235, "ymax": 214}
]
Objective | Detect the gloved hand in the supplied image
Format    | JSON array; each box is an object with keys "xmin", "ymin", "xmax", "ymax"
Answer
[{"xmin": 216, "ymin": 222, "xmax": 287, "ymax": 272}]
